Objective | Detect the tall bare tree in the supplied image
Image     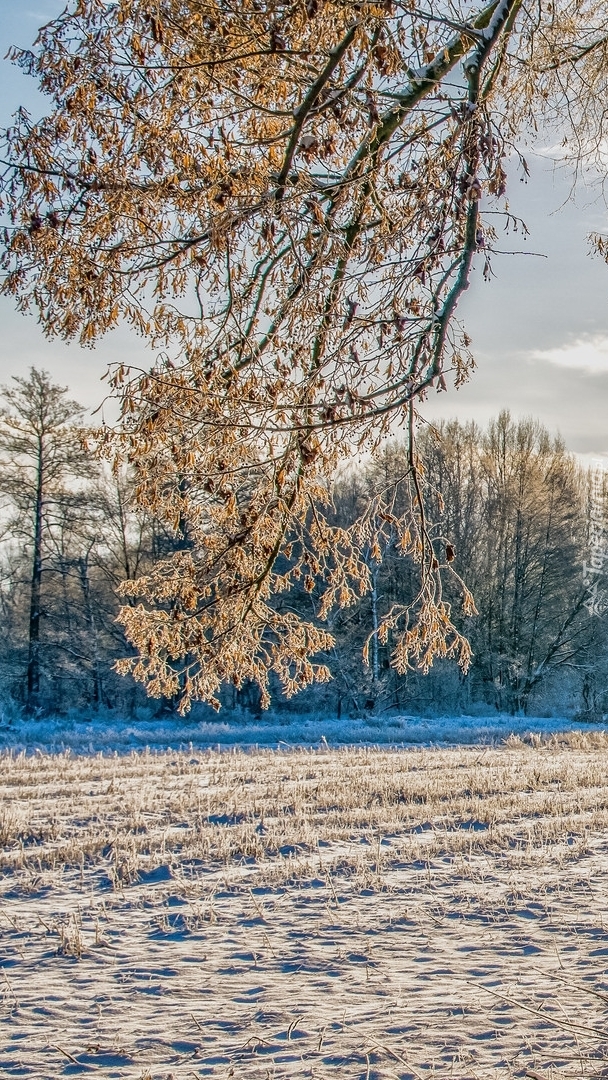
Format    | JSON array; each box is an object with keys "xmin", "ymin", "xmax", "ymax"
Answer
[
  {"xmin": 2, "ymin": 1, "xmax": 608, "ymax": 710},
  {"xmin": 0, "ymin": 369, "xmax": 88, "ymax": 711}
]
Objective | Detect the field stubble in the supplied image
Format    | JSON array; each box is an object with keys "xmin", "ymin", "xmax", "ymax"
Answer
[{"xmin": 2, "ymin": 733, "xmax": 608, "ymax": 1078}]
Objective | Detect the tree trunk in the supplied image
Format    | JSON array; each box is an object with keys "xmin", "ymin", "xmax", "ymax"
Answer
[
  {"xmin": 371, "ymin": 567, "xmax": 380, "ymax": 685},
  {"xmin": 78, "ymin": 553, "xmax": 103, "ymax": 707},
  {"xmin": 26, "ymin": 440, "xmax": 43, "ymax": 711}
]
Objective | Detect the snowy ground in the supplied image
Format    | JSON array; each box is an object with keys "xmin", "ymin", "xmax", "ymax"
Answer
[
  {"xmin": 3, "ymin": 734, "xmax": 608, "ymax": 1078},
  {"xmin": 0, "ymin": 702, "xmax": 606, "ymax": 754}
]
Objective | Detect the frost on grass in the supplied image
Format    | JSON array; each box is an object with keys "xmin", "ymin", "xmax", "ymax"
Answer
[
  {"xmin": 3, "ymin": 736, "xmax": 608, "ymax": 1078},
  {"xmin": 0, "ymin": 703, "xmax": 603, "ymax": 754}
]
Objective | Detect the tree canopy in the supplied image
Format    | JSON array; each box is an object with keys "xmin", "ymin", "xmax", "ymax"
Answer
[{"xmin": 2, "ymin": 0, "xmax": 607, "ymax": 710}]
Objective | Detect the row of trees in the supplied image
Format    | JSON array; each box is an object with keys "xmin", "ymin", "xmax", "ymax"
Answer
[
  {"xmin": 328, "ymin": 415, "xmax": 602, "ymax": 718},
  {"xmin": 0, "ymin": 368, "xmax": 604, "ymax": 719}
]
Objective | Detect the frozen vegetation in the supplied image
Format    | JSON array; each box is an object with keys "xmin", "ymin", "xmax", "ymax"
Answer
[
  {"xmin": 0, "ymin": 377, "xmax": 603, "ymax": 725},
  {"xmin": 0, "ymin": 703, "xmax": 607, "ymax": 754},
  {"xmin": 4, "ymin": 733, "xmax": 608, "ymax": 1078}
]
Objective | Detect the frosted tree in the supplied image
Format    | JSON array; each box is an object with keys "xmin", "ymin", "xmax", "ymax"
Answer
[
  {"xmin": 0, "ymin": 370, "xmax": 88, "ymax": 710},
  {"xmin": 1, "ymin": 0, "xmax": 607, "ymax": 710}
]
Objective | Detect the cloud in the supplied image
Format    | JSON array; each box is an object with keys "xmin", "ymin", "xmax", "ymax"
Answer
[{"xmin": 531, "ymin": 335, "xmax": 608, "ymax": 373}]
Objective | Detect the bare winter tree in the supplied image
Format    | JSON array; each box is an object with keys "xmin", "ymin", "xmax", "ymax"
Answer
[
  {"xmin": 419, "ymin": 415, "xmax": 592, "ymax": 713},
  {"xmin": 1, "ymin": 0, "xmax": 607, "ymax": 710},
  {"xmin": 0, "ymin": 369, "xmax": 89, "ymax": 711}
]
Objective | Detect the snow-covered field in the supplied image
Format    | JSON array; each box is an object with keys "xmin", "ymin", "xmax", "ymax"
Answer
[{"xmin": 3, "ymin": 732, "xmax": 608, "ymax": 1078}]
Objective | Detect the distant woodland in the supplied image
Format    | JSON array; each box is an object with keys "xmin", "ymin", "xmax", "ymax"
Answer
[{"xmin": 0, "ymin": 368, "xmax": 604, "ymax": 721}]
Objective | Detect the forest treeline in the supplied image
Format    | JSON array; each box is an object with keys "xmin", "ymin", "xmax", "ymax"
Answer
[{"xmin": 0, "ymin": 369, "xmax": 604, "ymax": 720}]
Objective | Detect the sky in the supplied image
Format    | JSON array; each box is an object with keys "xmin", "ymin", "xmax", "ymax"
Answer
[{"xmin": 2, "ymin": 6, "xmax": 608, "ymax": 453}]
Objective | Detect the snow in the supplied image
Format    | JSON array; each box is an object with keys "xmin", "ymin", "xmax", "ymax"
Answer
[
  {"xmin": 4, "ymin": 738, "xmax": 608, "ymax": 1079},
  {"xmin": 3, "ymin": 699, "xmax": 608, "ymax": 1080},
  {"xmin": 0, "ymin": 699, "xmax": 605, "ymax": 754}
]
